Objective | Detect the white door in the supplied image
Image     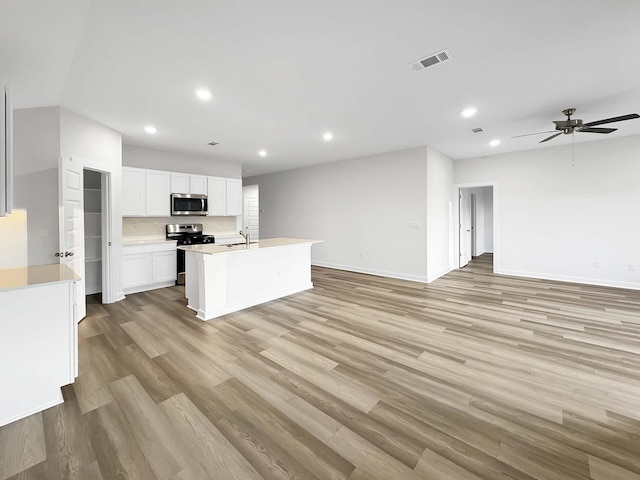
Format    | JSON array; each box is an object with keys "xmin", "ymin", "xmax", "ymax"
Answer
[
  {"xmin": 243, "ymin": 186, "xmax": 259, "ymax": 240},
  {"xmin": 59, "ymin": 156, "xmax": 86, "ymax": 320},
  {"xmin": 459, "ymin": 188, "xmax": 472, "ymax": 268}
]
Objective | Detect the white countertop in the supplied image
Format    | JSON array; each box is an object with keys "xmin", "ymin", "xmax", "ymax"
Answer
[
  {"xmin": 0, "ymin": 264, "xmax": 80, "ymax": 292},
  {"xmin": 123, "ymin": 238, "xmax": 177, "ymax": 245},
  {"xmin": 179, "ymin": 238, "xmax": 321, "ymax": 256}
]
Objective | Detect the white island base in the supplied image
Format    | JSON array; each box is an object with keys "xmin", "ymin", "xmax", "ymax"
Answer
[{"xmin": 182, "ymin": 238, "xmax": 321, "ymax": 321}]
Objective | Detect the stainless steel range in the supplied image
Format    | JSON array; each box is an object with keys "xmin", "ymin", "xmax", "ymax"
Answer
[{"xmin": 166, "ymin": 223, "xmax": 215, "ymax": 285}]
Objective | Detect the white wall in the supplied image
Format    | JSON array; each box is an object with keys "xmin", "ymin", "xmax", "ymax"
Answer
[
  {"xmin": 13, "ymin": 107, "xmax": 61, "ymax": 266},
  {"xmin": 12, "ymin": 107, "xmax": 125, "ymax": 299},
  {"xmin": 454, "ymin": 134, "xmax": 640, "ymax": 289},
  {"xmin": 60, "ymin": 108, "xmax": 123, "ymax": 301},
  {"xmin": 0, "ymin": 209, "xmax": 28, "ymax": 268},
  {"xmin": 426, "ymin": 147, "xmax": 454, "ymax": 281},
  {"xmin": 246, "ymin": 147, "xmax": 430, "ymax": 282},
  {"xmin": 123, "ymin": 144, "xmax": 241, "ymax": 179},
  {"xmin": 484, "ymin": 187, "xmax": 493, "ymax": 252}
]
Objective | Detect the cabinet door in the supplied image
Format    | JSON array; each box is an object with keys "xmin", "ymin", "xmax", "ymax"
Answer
[
  {"xmin": 146, "ymin": 170, "xmax": 171, "ymax": 216},
  {"xmin": 226, "ymin": 178, "xmax": 243, "ymax": 216},
  {"xmin": 152, "ymin": 250, "xmax": 177, "ymax": 283},
  {"xmin": 122, "ymin": 168, "xmax": 146, "ymax": 216},
  {"xmin": 122, "ymin": 253, "xmax": 153, "ymax": 289},
  {"xmin": 207, "ymin": 176, "xmax": 226, "ymax": 216},
  {"xmin": 190, "ymin": 175, "xmax": 207, "ymax": 195},
  {"xmin": 171, "ymin": 173, "xmax": 190, "ymax": 194}
]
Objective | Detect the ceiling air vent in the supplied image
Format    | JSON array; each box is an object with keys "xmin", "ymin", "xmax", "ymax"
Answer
[
  {"xmin": 408, "ymin": 49, "xmax": 452, "ymax": 72},
  {"xmin": 208, "ymin": 141, "xmax": 219, "ymax": 146},
  {"xmin": 472, "ymin": 127, "xmax": 484, "ymax": 133}
]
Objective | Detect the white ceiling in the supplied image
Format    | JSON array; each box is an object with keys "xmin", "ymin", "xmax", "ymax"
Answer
[{"xmin": 2, "ymin": 0, "xmax": 640, "ymax": 176}]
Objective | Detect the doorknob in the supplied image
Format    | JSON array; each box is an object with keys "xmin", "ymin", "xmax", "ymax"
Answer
[
  {"xmin": 64, "ymin": 251, "xmax": 74, "ymax": 257},
  {"xmin": 54, "ymin": 252, "xmax": 63, "ymax": 257}
]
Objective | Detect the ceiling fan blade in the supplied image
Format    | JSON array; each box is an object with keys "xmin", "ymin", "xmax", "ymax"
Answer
[
  {"xmin": 539, "ymin": 132, "xmax": 563, "ymax": 143},
  {"xmin": 511, "ymin": 130, "xmax": 556, "ymax": 139},
  {"xmin": 583, "ymin": 113, "xmax": 639, "ymax": 127},
  {"xmin": 579, "ymin": 127, "xmax": 617, "ymax": 134}
]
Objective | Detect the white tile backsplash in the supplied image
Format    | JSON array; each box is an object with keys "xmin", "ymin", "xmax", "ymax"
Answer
[{"xmin": 123, "ymin": 216, "xmax": 237, "ymax": 240}]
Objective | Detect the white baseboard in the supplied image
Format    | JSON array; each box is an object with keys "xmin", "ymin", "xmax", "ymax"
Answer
[
  {"xmin": 427, "ymin": 266, "xmax": 454, "ymax": 283},
  {"xmin": 496, "ymin": 268, "xmax": 640, "ymax": 291},
  {"xmin": 123, "ymin": 281, "xmax": 176, "ymax": 296},
  {"xmin": 312, "ymin": 261, "xmax": 429, "ymax": 284}
]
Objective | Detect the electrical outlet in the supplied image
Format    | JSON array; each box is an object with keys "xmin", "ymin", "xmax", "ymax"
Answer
[
  {"xmin": 629, "ymin": 263, "xmax": 636, "ymax": 272},
  {"xmin": 593, "ymin": 260, "xmax": 600, "ymax": 269},
  {"xmin": 359, "ymin": 252, "xmax": 365, "ymax": 260}
]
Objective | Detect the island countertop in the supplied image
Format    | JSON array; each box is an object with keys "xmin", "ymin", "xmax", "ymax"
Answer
[{"xmin": 178, "ymin": 237, "xmax": 321, "ymax": 256}]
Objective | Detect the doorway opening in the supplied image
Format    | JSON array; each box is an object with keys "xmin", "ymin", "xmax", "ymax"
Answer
[
  {"xmin": 457, "ymin": 185, "xmax": 495, "ymax": 270},
  {"xmin": 84, "ymin": 166, "xmax": 112, "ymax": 307},
  {"xmin": 83, "ymin": 170, "xmax": 103, "ymax": 297}
]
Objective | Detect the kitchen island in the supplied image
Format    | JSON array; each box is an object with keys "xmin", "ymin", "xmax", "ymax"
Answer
[{"xmin": 180, "ymin": 238, "xmax": 321, "ymax": 320}]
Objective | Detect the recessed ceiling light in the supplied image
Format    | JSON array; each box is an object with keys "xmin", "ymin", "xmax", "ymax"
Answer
[
  {"xmin": 489, "ymin": 139, "xmax": 501, "ymax": 147},
  {"xmin": 144, "ymin": 125, "xmax": 157, "ymax": 134},
  {"xmin": 323, "ymin": 131, "xmax": 334, "ymax": 141},
  {"xmin": 195, "ymin": 88, "xmax": 212, "ymax": 101},
  {"xmin": 258, "ymin": 150, "xmax": 267, "ymax": 157},
  {"xmin": 461, "ymin": 107, "xmax": 477, "ymax": 118}
]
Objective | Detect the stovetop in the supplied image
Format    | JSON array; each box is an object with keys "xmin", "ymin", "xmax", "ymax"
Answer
[
  {"xmin": 166, "ymin": 223, "xmax": 215, "ymax": 246},
  {"xmin": 176, "ymin": 234, "xmax": 215, "ymax": 246}
]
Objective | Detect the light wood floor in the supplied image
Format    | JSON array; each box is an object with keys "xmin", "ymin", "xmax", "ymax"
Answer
[{"xmin": 2, "ymin": 254, "xmax": 640, "ymax": 480}]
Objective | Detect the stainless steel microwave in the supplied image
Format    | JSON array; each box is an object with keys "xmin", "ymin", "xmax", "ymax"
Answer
[{"xmin": 170, "ymin": 193, "xmax": 208, "ymax": 216}]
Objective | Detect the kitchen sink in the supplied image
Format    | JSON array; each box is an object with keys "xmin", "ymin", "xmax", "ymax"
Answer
[{"xmin": 225, "ymin": 241, "xmax": 259, "ymax": 247}]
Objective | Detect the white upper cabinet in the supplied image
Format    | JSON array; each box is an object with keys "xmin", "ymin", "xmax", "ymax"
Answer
[
  {"xmin": 122, "ymin": 167, "xmax": 240, "ymax": 217},
  {"xmin": 145, "ymin": 170, "xmax": 171, "ymax": 216},
  {"xmin": 207, "ymin": 176, "xmax": 226, "ymax": 216},
  {"xmin": 171, "ymin": 172, "xmax": 190, "ymax": 194},
  {"xmin": 171, "ymin": 172, "xmax": 207, "ymax": 195},
  {"xmin": 122, "ymin": 167, "xmax": 146, "ymax": 216},
  {"xmin": 190, "ymin": 175, "xmax": 207, "ymax": 195},
  {"xmin": 226, "ymin": 178, "xmax": 243, "ymax": 216},
  {"xmin": 208, "ymin": 177, "xmax": 242, "ymax": 216}
]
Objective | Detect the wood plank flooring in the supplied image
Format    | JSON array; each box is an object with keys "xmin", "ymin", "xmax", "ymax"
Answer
[{"xmin": 2, "ymin": 254, "xmax": 640, "ymax": 479}]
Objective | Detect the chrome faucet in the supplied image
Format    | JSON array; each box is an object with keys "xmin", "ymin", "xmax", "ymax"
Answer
[{"xmin": 239, "ymin": 229, "xmax": 250, "ymax": 245}]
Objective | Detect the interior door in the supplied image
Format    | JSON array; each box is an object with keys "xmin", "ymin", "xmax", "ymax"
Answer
[
  {"xmin": 59, "ymin": 156, "xmax": 86, "ymax": 320},
  {"xmin": 459, "ymin": 188, "xmax": 472, "ymax": 268},
  {"xmin": 243, "ymin": 187, "xmax": 259, "ymax": 240}
]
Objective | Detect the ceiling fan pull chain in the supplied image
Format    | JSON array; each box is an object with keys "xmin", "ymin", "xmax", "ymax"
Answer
[{"xmin": 572, "ymin": 131, "xmax": 575, "ymax": 167}]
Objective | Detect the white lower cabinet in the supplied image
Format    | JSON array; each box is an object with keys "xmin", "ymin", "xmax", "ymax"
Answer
[
  {"xmin": 123, "ymin": 241, "xmax": 177, "ymax": 294},
  {"xmin": 0, "ymin": 267, "xmax": 77, "ymax": 427},
  {"xmin": 152, "ymin": 250, "xmax": 177, "ymax": 283}
]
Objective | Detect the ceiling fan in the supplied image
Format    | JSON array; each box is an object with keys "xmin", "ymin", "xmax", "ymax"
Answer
[{"xmin": 513, "ymin": 108, "xmax": 640, "ymax": 143}]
